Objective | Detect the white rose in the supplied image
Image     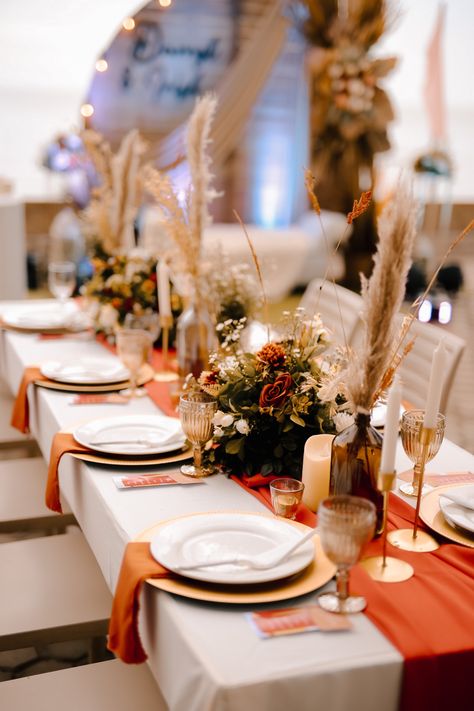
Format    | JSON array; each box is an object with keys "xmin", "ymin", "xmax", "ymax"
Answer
[
  {"xmin": 213, "ymin": 426, "xmax": 224, "ymax": 438},
  {"xmin": 235, "ymin": 419, "xmax": 250, "ymax": 435},
  {"xmin": 213, "ymin": 410, "xmax": 234, "ymax": 428}
]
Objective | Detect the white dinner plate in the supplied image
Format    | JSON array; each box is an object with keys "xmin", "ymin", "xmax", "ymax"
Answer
[
  {"xmin": 439, "ymin": 494, "xmax": 474, "ymax": 534},
  {"xmin": 2, "ymin": 305, "xmax": 73, "ymax": 331},
  {"xmin": 73, "ymin": 414, "xmax": 186, "ymax": 456},
  {"xmin": 41, "ymin": 357, "xmax": 130, "ymax": 385},
  {"xmin": 150, "ymin": 512, "xmax": 315, "ymax": 585}
]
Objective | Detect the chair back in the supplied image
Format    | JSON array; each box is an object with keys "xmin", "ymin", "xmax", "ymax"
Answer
[
  {"xmin": 299, "ymin": 278, "xmax": 363, "ymax": 347},
  {"xmin": 395, "ymin": 315, "xmax": 465, "ymax": 413}
]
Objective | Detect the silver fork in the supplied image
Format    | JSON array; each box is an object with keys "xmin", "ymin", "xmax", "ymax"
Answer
[{"xmin": 175, "ymin": 527, "xmax": 316, "ymax": 571}]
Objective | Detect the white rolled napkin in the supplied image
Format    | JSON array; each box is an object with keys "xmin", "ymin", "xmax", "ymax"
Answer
[{"xmin": 441, "ymin": 485, "xmax": 474, "ymax": 511}]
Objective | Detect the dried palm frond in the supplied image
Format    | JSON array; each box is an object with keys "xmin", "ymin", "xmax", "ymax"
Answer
[
  {"xmin": 81, "ymin": 128, "xmax": 147, "ymax": 254},
  {"xmin": 342, "ymin": 181, "xmax": 417, "ymax": 413}
]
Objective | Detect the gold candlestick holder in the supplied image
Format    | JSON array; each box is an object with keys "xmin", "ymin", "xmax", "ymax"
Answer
[
  {"xmin": 359, "ymin": 471, "xmax": 414, "ymax": 582},
  {"xmin": 387, "ymin": 426, "xmax": 439, "ymax": 552},
  {"xmin": 154, "ymin": 315, "xmax": 179, "ymax": 383}
]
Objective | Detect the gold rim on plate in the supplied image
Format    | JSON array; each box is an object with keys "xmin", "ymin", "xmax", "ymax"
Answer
[
  {"xmin": 136, "ymin": 511, "xmax": 336, "ymax": 604},
  {"xmin": 71, "ymin": 445, "xmax": 192, "ymax": 467},
  {"xmin": 35, "ymin": 363, "xmax": 155, "ymax": 393},
  {"xmin": 419, "ymin": 484, "xmax": 474, "ymax": 548}
]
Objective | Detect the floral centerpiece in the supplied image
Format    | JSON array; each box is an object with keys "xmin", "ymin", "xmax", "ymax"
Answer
[{"xmin": 196, "ymin": 309, "xmax": 348, "ymax": 478}]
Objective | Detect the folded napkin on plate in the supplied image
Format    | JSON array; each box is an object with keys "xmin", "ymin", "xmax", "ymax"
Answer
[
  {"xmin": 11, "ymin": 366, "xmax": 48, "ymax": 433},
  {"xmin": 441, "ymin": 485, "xmax": 474, "ymax": 510},
  {"xmin": 46, "ymin": 432, "xmax": 91, "ymax": 513},
  {"xmin": 108, "ymin": 541, "xmax": 175, "ymax": 664}
]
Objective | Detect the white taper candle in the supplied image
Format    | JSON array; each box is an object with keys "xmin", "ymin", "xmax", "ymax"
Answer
[
  {"xmin": 157, "ymin": 260, "xmax": 171, "ymax": 319},
  {"xmin": 380, "ymin": 375, "xmax": 402, "ymax": 474},
  {"xmin": 423, "ymin": 339, "xmax": 447, "ymax": 429}
]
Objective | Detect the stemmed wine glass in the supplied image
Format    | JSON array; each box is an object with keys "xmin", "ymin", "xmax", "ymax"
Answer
[
  {"xmin": 124, "ymin": 312, "xmax": 161, "ymax": 345},
  {"xmin": 116, "ymin": 329, "xmax": 152, "ymax": 398},
  {"xmin": 48, "ymin": 261, "xmax": 76, "ymax": 311},
  {"xmin": 178, "ymin": 392, "xmax": 217, "ymax": 478},
  {"xmin": 399, "ymin": 410, "xmax": 445, "ymax": 496},
  {"xmin": 318, "ymin": 495, "xmax": 376, "ymax": 614}
]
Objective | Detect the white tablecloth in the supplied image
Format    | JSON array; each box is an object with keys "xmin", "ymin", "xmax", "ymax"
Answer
[{"xmin": 2, "ymin": 301, "xmax": 473, "ymax": 711}]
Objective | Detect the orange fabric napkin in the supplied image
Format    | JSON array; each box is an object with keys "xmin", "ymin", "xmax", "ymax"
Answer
[
  {"xmin": 10, "ymin": 366, "xmax": 48, "ymax": 433},
  {"xmin": 107, "ymin": 542, "xmax": 175, "ymax": 664},
  {"xmin": 46, "ymin": 432, "xmax": 91, "ymax": 513}
]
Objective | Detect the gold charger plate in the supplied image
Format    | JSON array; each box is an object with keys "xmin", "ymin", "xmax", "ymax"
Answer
[
  {"xmin": 71, "ymin": 445, "xmax": 192, "ymax": 467},
  {"xmin": 420, "ymin": 484, "xmax": 474, "ymax": 548},
  {"xmin": 136, "ymin": 512, "xmax": 336, "ymax": 604},
  {"xmin": 34, "ymin": 363, "xmax": 154, "ymax": 393}
]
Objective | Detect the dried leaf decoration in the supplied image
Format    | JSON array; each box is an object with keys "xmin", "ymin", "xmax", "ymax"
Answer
[
  {"xmin": 347, "ymin": 191, "xmax": 372, "ymax": 224},
  {"xmin": 304, "ymin": 169, "xmax": 321, "ymax": 215}
]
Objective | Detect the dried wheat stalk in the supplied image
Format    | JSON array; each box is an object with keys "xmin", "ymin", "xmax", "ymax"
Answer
[{"xmin": 343, "ymin": 181, "xmax": 417, "ymax": 413}]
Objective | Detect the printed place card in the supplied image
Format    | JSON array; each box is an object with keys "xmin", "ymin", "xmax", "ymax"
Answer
[
  {"xmin": 247, "ymin": 605, "xmax": 352, "ymax": 639},
  {"xmin": 114, "ymin": 471, "xmax": 205, "ymax": 490},
  {"xmin": 70, "ymin": 394, "xmax": 129, "ymax": 405},
  {"xmin": 398, "ymin": 470, "xmax": 474, "ymax": 487}
]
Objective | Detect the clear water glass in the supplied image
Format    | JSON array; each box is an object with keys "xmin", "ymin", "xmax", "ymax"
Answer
[
  {"xmin": 48, "ymin": 261, "xmax": 76, "ymax": 305},
  {"xmin": 270, "ymin": 478, "xmax": 305, "ymax": 520},
  {"xmin": 116, "ymin": 328, "xmax": 151, "ymax": 398},
  {"xmin": 124, "ymin": 312, "xmax": 161, "ymax": 344},
  {"xmin": 318, "ymin": 495, "xmax": 376, "ymax": 614},
  {"xmin": 179, "ymin": 392, "xmax": 217, "ymax": 477},
  {"xmin": 399, "ymin": 410, "xmax": 445, "ymax": 496}
]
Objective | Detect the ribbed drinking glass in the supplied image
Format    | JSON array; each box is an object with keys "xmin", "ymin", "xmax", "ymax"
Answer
[
  {"xmin": 179, "ymin": 392, "xmax": 217, "ymax": 478},
  {"xmin": 318, "ymin": 495, "xmax": 376, "ymax": 613}
]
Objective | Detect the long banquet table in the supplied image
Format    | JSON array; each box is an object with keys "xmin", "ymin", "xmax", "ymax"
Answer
[{"xmin": 1, "ymin": 300, "xmax": 473, "ymax": 711}]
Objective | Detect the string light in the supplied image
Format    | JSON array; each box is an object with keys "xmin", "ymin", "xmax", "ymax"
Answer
[
  {"xmin": 95, "ymin": 58, "xmax": 108, "ymax": 73},
  {"xmin": 80, "ymin": 103, "xmax": 94, "ymax": 118},
  {"xmin": 122, "ymin": 17, "xmax": 135, "ymax": 31},
  {"xmin": 158, "ymin": 0, "xmax": 172, "ymax": 6}
]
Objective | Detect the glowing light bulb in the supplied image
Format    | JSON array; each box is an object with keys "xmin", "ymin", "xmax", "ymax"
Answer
[
  {"xmin": 418, "ymin": 299, "xmax": 432, "ymax": 323},
  {"xmin": 80, "ymin": 103, "xmax": 94, "ymax": 118},
  {"xmin": 158, "ymin": 0, "xmax": 172, "ymax": 7},
  {"xmin": 438, "ymin": 301, "xmax": 452, "ymax": 325},
  {"xmin": 122, "ymin": 17, "xmax": 135, "ymax": 31},
  {"xmin": 95, "ymin": 58, "xmax": 108, "ymax": 73}
]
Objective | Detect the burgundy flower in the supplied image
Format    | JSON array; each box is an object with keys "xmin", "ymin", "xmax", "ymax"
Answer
[{"xmin": 259, "ymin": 373, "xmax": 293, "ymax": 409}]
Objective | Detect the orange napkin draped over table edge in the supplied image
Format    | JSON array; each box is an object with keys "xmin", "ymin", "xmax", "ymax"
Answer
[{"xmin": 10, "ymin": 366, "xmax": 48, "ymax": 433}]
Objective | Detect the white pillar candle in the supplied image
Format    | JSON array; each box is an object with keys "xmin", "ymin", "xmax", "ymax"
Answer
[
  {"xmin": 423, "ymin": 339, "xmax": 447, "ymax": 429},
  {"xmin": 301, "ymin": 434, "xmax": 335, "ymax": 512},
  {"xmin": 380, "ymin": 375, "xmax": 402, "ymax": 474},
  {"xmin": 157, "ymin": 260, "xmax": 172, "ymax": 319}
]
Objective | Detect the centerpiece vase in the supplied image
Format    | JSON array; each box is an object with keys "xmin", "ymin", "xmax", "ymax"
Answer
[
  {"xmin": 329, "ymin": 412, "xmax": 384, "ymax": 535},
  {"xmin": 176, "ymin": 293, "xmax": 215, "ymax": 379}
]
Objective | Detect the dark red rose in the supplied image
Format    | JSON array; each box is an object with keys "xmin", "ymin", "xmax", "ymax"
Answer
[{"xmin": 259, "ymin": 373, "xmax": 293, "ymax": 409}]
